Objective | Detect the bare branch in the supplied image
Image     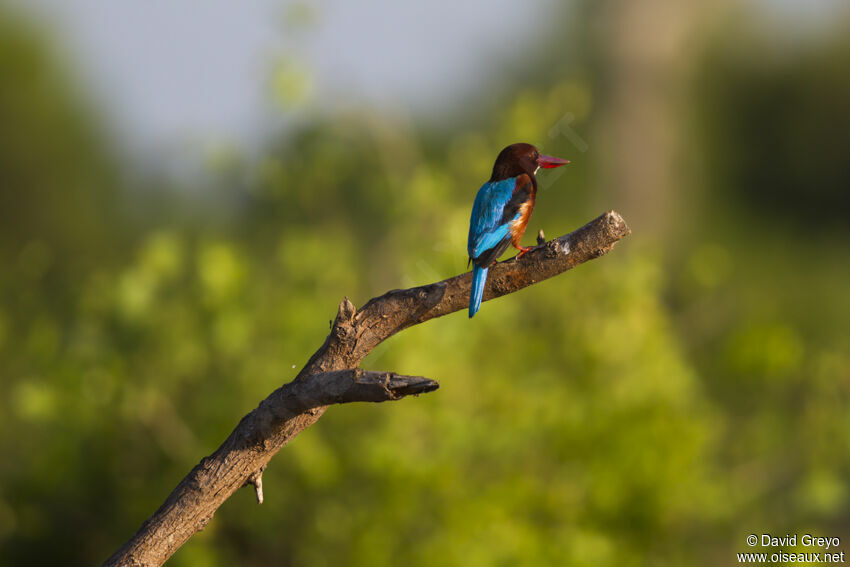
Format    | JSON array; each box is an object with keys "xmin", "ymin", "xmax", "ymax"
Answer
[
  {"xmin": 102, "ymin": 210, "xmax": 630, "ymax": 567},
  {"xmin": 102, "ymin": 369, "xmax": 437, "ymax": 567}
]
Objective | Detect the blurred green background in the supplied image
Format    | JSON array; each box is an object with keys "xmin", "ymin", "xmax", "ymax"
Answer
[{"xmin": 1, "ymin": 1, "xmax": 849, "ymax": 565}]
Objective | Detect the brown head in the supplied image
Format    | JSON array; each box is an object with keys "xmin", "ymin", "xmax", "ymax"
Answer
[{"xmin": 489, "ymin": 142, "xmax": 569, "ymax": 182}]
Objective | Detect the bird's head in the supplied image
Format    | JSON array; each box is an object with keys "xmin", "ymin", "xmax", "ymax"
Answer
[{"xmin": 490, "ymin": 143, "xmax": 569, "ymax": 182}]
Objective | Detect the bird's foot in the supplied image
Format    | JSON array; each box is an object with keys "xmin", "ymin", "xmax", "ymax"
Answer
[{"xmin": 516, "ymin": 246, "xmax": 532, "ymax": 259}]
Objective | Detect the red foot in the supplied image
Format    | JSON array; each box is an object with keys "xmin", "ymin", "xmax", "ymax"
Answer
[{"xmin": 516, "ymin": 246, "xmax": 532, "ymax": 259}]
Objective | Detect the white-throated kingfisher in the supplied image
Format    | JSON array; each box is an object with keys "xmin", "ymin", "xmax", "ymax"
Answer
[{"xmin": 467, "ymin": 143, "xmax": 569, "ymax": 317}]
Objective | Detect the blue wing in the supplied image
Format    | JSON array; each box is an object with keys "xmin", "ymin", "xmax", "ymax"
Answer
[{"xmin": 467, "ymin": 177, "xmax": 521, "ymax": 262}]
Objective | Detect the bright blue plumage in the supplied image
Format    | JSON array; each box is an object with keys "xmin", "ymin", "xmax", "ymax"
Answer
[
  {"xmin": 467, "ymin": 177, "xmax": 522, "ymax": 318},
  {"xmin": 467, "ymin": 178, "xmax": 518, "ymax": 259},
  {"xmin": 466, "ymin": 143, "xmax": 569, "ymax": 318},
  {"xmin": 469, "ymin": 265, "xmax": 488, "ymax": 318}
]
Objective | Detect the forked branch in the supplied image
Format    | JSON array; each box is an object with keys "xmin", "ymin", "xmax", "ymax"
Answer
[{"xmin": 103, "ymin": 210, "xmax": 630, "ymax": 567}]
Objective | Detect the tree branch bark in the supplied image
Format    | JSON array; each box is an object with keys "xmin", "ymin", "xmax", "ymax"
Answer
[{"xmin": 103, "ymin": 210, "xmax": 630, "ymax": 567}]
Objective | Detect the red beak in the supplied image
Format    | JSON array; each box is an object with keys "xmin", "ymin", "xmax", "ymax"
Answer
[{"xmin": 537, "ymin": 154, "xmax": 570, "ymax": 169}]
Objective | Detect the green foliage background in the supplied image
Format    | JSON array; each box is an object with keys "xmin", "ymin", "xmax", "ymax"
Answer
[{"xmin": 1, "ymin": 3, "xmax": 849, "ymax": 566}]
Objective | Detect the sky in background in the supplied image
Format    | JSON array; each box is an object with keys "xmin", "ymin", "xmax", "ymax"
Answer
[
  {"xmin": 6, "ymin": 0, "xmax": 845, "ymax": 164},
  {"xmin": 7, "ymin": 0, "xmax": 557, "ymax": 160}
]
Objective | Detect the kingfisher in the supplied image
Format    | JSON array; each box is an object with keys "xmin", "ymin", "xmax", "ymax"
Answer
[{"xmin": 467, "ymin": 143, "xmax": 569, "ymax": 317}]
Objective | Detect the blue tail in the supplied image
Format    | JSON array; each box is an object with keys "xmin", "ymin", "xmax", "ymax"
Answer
[{"xmin": 469, "ymin": 265, "xmax": 488, "ymax": 318}]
